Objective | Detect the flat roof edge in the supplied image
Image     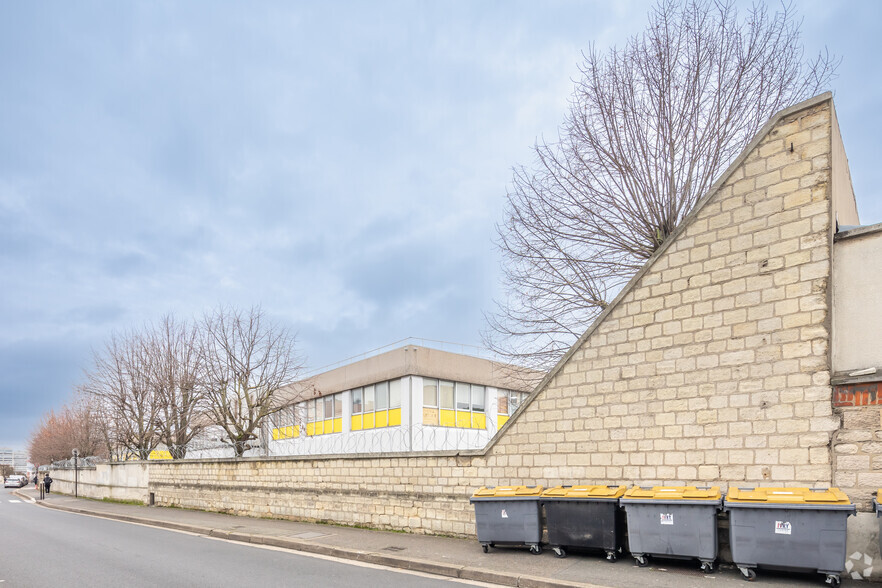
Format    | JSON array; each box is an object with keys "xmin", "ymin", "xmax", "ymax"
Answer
[{"xmin": 834, "ymin": 222, "xmax": 882, "ymax": 242}]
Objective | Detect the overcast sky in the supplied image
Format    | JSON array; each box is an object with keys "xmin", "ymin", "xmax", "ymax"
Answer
[{"xmin": 2, "ymin": 1, "xmax": 880, "ymax": 450}]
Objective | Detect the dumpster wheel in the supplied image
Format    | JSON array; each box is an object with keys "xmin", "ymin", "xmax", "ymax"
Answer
[
  {"xmin": 635, "ymin": 554, "xmax": 649, "ymax": 567},
  {"xmin": 605, "ymin": 550, "xmax": 617, "ymax": 562},
  {"xmin": 529, "ymin": 544, "xmax": 542, "ymax": 555},
  {"xmin": 825, "ymin": 574, "xmax": 840, "ymax": 588},
  {"xmin": 481, "ymin": 544, "xmax": 489, "ymax": 553},
  {"xmin": 700, "ymin": 560, "xmax": 714, "ymax": 574},
  {"xmin": 552, "ymin": 547, "xmax": 566, "ymax": 558},
  {"xmin": 738, "ymin": 566, "xmax": 756, "ymax": 581}
]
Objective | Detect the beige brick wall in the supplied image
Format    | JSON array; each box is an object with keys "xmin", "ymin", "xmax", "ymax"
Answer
[
  {"xmin": 151, "ymin": 456, "xmax": 483, "ymax": 536},
  {"xmin": 489, "ymin": 98, "xmax": 836, "ymax": 490},
  {"xmin": 150, "ymin": 96, "xmax": 841, "ymax": 536},
  {"xmin": 833, "ymin": 406, "xmax": 882, "ymax": 510}
]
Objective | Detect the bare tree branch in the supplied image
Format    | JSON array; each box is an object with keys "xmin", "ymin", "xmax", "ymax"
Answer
[
  {"xmin": 485, "ymin": 0, "xmax": 838, "ymax": 370},
  {"xmin": 200, "ymin": 305, "xmax": 306, "ymax": 457},
  {"xmin": 82, "ymin": 330, "xmax": 161, "ymax": 460},
  {"xmin": 145, "ymin": 314, "xmax": 207, "ymax": 459}
]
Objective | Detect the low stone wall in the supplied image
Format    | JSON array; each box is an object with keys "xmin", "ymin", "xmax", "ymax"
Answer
[
  {"xmin": 49, "ymin": 462, "xmax": 149, "ymax": 503},
  {"xmin": 150, "ymin": 455, "xmax": 880, "ymax": 581},
  {"xmin": 149, "ymin": 454, "xmax": 481, "ymax": 536}
]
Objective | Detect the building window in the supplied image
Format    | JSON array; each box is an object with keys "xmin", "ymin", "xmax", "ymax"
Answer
[
  {"xmin": 423, "ymin": 379, "xmax": 486, "ymax": 429},
  {"xmin": 352, "ymin": 387, "xmax": 363, "ymax": 415},
  {"xmin": 352, "ymin": 379, "xmax": 403, "ymax": 431},
  {"xmin": 497, "ymin": 389, "xmax": 528, "ymax": 430},
  {"xmin": 271, "ymin": 404, "xmax": 302, "ymax": 440},
  {"xmin": 302, "ymin": 392, "xmax": 343, "ymax": 436},
  {"xmin": 423, "ymin": 378, "xmax": 439, "ymax": 426}
]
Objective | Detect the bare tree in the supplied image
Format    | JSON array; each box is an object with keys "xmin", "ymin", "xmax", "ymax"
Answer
[
  {"xmin": 83, "ymin": 330, "xmax": 161, "ymax": 460},
  {"xmin": 200, "ymin": 306, "xmax": 305, "ymax": 457},
  {"xmin": 145, "ymin": 314, "xmax": 206, "ymax": 459},
  {"xmin": 27, "ymin": 395, "xmax": 107, "ymax": 466},
  {"xmin": 67, "ymin": 388, "xmax": 109, "ymax": 459},
  {"xmin": 486, "ymin": 0, "xmax": 837, "ymax": 369}
]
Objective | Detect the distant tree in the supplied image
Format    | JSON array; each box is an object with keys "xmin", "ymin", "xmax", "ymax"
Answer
[
  {"xmin": 27, "ymin": 395, "xmax": 106, "ymax": 466},
  {"xmin": 0, "ymin": 464, "xmax": 13, "ymax": 479},
  {"xmin": 200, "ymin": 306, "xmax": 305, "ymax": 457},
  {"xmin": 145, "ymin": 314, "xmax": 207, "ymax": 459},
  {"xmin": 486, "ymin": 0, "xmax": 837, "ymax": 369}
]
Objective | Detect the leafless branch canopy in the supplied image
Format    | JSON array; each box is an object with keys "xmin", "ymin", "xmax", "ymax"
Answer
[
  {"xmin": 145, "ymin": 314, "xmax": 206, "ymax": 459},
  {"xmin": 486, "ymin": 0, "xmax": 837, "ymax": 370},
  {"xmin": 28, "ymin": 388, "xmax": 108, "ymax": 466},
  {"xmin": 70, "ymin": 306, "xmax": 303, "ymax": 460},
  {"xmin": 200, "ymin": 306, "xmax": 306, "ymax": 457},
  {"xmin": 83, "ymin": 330, "xmax": 161, "ymax": 460}
]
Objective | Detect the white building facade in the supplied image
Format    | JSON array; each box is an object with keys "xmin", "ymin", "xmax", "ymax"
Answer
[{"xmin": 183, "ymin": 344, "xmax": 538, "ymax": 459}]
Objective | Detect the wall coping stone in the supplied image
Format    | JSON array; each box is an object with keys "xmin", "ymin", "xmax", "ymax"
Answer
[{"xmin": 834, "ymin": 222, "xmax": 882, "ymax": 242}]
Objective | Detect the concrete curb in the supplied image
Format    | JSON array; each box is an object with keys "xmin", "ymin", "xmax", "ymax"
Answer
[{"xmin": 18, "ymin": 493, "xmax": 606, "ymax": 588}]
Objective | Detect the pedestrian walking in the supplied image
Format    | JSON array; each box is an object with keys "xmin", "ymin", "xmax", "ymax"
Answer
[
  {"xmin": 43, "ymin": 473, "xmax": 52, "ymax": 494},
  {"xmin": 33, "ymin": 474, "xmax": 38, "ymax": 489}
]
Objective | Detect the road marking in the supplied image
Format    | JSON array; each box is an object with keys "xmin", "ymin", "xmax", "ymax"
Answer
[{"xmin": 9, "ymin": 500, "xmax": 21, "ymax": 503}]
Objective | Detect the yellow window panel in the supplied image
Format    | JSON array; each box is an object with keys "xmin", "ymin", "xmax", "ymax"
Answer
[
  {"xmin": 364, "ymin": 412, "xmax": 375, "ymax": 429},
  {"xmin": 148, "ymin": 450, "xmax": 172, "ymax": 460},
  {"xmin": 376, "ymin": 410, "xmax": 388, "ymax": 428},
  {"xmin": 333, "ymin": 417, "xmax": 342, "ymax": 433},
  {"xmin": 472, "ymin": 413, "xmax": 486, "ymax": 430},
  {"xmin": 285, "ymin": 426, "xmax": 295, "ymax": 438},
  {"xmin": 324, "ymin": 419, "xmax": 333, "ymax": 434},
  {"xmin": 389, "ymin": 408, "xmax": 401, "ymax": 426},
  {"xmin": 351, "ymin": 414, "xmax": 363, "ymax": 431},
  {"xmin": 306, "ymin": 422, "xmax": 315, "ymax": 436},
  {"xmin": 315, "ymin": 421, "xmax": 325, "ymax": 435},
  {"xmin": 423, "ymin": 407, "xmax": 439, "ymax": 426},
  {"xmin": 456, "ymin": 411, "xmax": 471, "ymax": 428},
  {"xmin": 497, "ymin": 415, "xmax": 510, "ymax": 430},
  {"xmin": 272, "ymin": 428, "xmax": 281, "ymax": 440},
  {"xmin": 440, "ymin": 409, "xmax": 455, "ymax": 427}
]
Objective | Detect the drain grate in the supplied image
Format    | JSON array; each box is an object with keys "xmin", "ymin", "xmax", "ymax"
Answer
[{"xmin": 382, "ymin": 546, "xmax": 406, "ymax": 552}]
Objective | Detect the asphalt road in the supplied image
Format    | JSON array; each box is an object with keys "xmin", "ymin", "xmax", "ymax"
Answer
[{"xmin": 0, "ymin": 488, "xmax": 488, "ymax": 588}]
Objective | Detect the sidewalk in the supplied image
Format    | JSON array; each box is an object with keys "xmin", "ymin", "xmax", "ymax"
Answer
[{"xmin": 14, "ymin": 487, "xmax": 876, "ymax": 588}]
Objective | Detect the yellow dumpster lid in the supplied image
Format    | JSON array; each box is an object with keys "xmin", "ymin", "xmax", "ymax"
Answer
[
  {"xmin": 623, "ymin": 486, "xmax": 721, "ymax": 500},
  {"xmin": 472, "ymin": 485, "xmax": 543, "ymax": 498},
  {"xmin": 726, "ymin": 487, "xmax": 851, "ymax": 505},
  {"xmin": 541, "ymin": 485, "xmax": 627, "ymax": 499}
]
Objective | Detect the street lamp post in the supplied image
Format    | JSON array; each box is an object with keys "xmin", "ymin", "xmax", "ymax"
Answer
[{"xmin": 72, "ymin": 449, "xmax": 79, "ymax": 498}]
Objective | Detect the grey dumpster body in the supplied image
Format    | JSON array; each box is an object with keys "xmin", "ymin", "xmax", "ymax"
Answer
[
  {"xmin": 725, "ymin": 487, "xmax": 855, "ymax": 586},
  {"xmin": 541, "ymin": 485, "xmax": 626, "ymax": 560},
  {"xmin": 619, "ymin": 486, "xmax": 722, "ymax": 572},
  {"xmin": 470, "ymin": 486, "xmax": 543, "ymax": 554}
]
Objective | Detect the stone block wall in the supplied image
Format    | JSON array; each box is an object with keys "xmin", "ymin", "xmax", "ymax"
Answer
[
  {"xmin": 487, "ymin": 97, "xmax": 838, "ymax": 489},
  {"xmin": 151, "ymin": 455, "xmax": 484, "ymax": 536},
  {"xmin": 833, "ymin": 383, "xmax": 882, "ymax": 511}
]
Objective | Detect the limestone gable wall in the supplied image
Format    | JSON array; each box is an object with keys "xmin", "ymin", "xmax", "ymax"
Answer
[{"xmin": 489, "ymin": 98, "xmax": 837, "ymax": 489}]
